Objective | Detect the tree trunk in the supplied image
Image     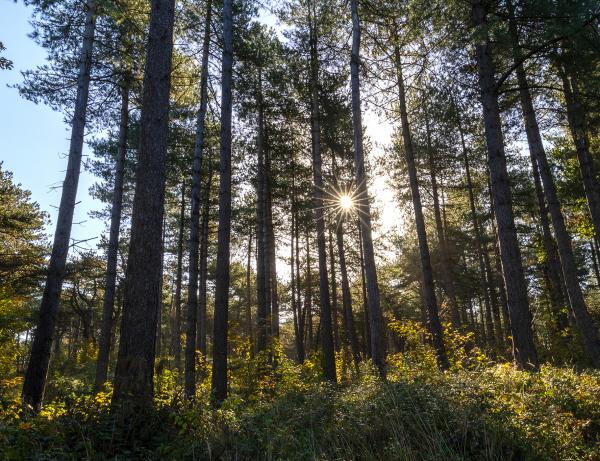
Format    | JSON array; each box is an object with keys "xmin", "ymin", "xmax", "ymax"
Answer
[
  {"xmin": 337, "ymin": 221, "xmax": 360, "ymax": 369},
  {"xmin": 350, "ymin": 0, "xmax": 386, "ymax": 376},
  {"xmin": 255, "ymin": 67, "xmax": 270, "ymax": 352},
  {"xmin": 304, "ymin": 227, "xmax": 314, "ymax": 352},
  {"xmin": 295, "ymin": 203, "xmax": 306, "ymax": 362},
  {"xmin": 211, "ymin": 0, "xmax": 233, "ymax": 404},
  {"xmin": 112, "ymin": 0, "xmax": 176, "ymax": 407},
  {"xmin": 508, "ymin": 9, "xmax": 600, "ymax": 366},
  {"xmin": 290, "ymin": 211, "xmax": 302, "ymax": 362},
  {"xmin": 393, "ymin": 45, "xmax": 448, "ymax": 370},
  {"xmin": 185, "ymin": 0, "xmax": 211, "ymax": 399},
  {"xmin": 471, "ymin": 0, "xmax": 538, "ymax": 370},
  {"xmin": 95, "ymin": 79, "xmax": 129, "ymax": 392},
  {"xmin": 245, "ymin": 229, "xmax": 253, "ymax": 347},
  {"xmin": 197, "ymin": 161, "xmax": 213, "ymax": 357},
  {"xmin": 171, "ymin": 182, "xmax": 186, "ymax": 371},
  {"xmin": 328, "ymin": 229, "xmax": 340, "ymax": 351},
  {"xmin": 457, "ymin": 111, "xmax": 504, "ymax": 346},
  {"xmin": 424, "ymin": 105, "xmax": 461, "ymax": 329},
  {"xmin": 558, "ymin": 67, "xmax": 600, "ymax": 239},
  {"xmin": 358, "ymin": 223, "xmax": 371, "ymax": 358},
  {"xmin": 266, "ymin": 149, "xmax": 279, "ymax": 340},
  {"xmin": 23, "ymin": 0, "xmax": 97, "ymax": 411},
  {"xmin": 307, "ymin": 0, "xmax": 335, "ymax": 382}
]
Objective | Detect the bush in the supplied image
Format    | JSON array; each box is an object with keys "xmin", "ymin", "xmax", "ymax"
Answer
[{"xmin": 1, "ymin": 361, "xmax": 598, "ymax": 460}]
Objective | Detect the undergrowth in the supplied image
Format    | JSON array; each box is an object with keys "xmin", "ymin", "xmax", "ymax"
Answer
[{"xmin": 1, "ymin": 352, "xmax": 599, "ymax": 460}]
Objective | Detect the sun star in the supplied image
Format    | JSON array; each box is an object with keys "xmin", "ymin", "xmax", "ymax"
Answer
[{"xmin": 340, "ymin": 194, "xmax": 354, "ymax": 210}]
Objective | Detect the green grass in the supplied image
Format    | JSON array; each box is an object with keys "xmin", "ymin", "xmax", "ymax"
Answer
[{"xmin": 1, "ymin": 361, "xmax": 599, "ymax": 460}]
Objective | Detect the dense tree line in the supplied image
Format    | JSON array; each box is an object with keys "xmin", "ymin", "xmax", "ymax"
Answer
[{"xmin": 2, "ymin": 0, "xmax": 600, "ymax": 415}]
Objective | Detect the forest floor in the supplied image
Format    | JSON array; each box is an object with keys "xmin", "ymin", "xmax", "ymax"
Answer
[{"xmin": 1, "ymin": 353, "xmax": 599, "ymax": 460}]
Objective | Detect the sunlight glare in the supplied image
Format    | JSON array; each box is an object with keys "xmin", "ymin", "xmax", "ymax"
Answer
[{"xmin": 340, "ymin": 194, "xmax": 353, "ymax": 210}]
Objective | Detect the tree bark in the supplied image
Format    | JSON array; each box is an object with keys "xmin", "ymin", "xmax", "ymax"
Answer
[
  {"xmin": 197, "ymin": 161, "xmax": 213, "ymax": 357},
  {"xmin": 245, "ymin": 229, "xmax": 253, "ymax": 346},
  {"xmin": 171, "ymin": 182, "xmax": 186, "ymax": 371},
  {"xmin": 336, "ymin": 221, "xmax": 360, "ymax": 369},
  {"xmin": 294, "ymin": 202, "xmax": 306, "ymax": 362},
  {"xmin": 350, "ymin": 0, "xmax": 386, "ymax": 377},
  {"xmin": 255, "ymin": 67, "xmax": 270, "ymax": 352},
  {"xmin": 211, "ymin": 0, "xmax": 233, "ymax": 404},
  {"xmin": 358, "ymin": 223, "xmax": 371, "ymax": 358},
  {"xmin": 508, "ymin": 8, "xmax": 600, "ymax": 366},
  {"xmin": 457, "ymin": 110, "xmax": 504, "ymax": 346},
  {"xmin": 185, "ymin": 0, "xmax": 211, "ymax": 399},
  {"xmin": 23, "ymin": 0, "xmax": 97, "ymax": 411},
  {"xmin": 558, "ymin": 66, "xmax": 600, "ymax": 239},
  {"xmin": 424, "ymin": 105, "xmax": 461, "ymax": 329},
  {"xmin": 112, "ymin": 0, "xmax": 176, "ymax": 406},
  {"xmin": 266, "ymin": 149, "xmax": 279, "ymax": 340},
  {"xmin": 328, "ymin": 228, "xmax": 340, "ymax": 351},
  {"xmin": 393, "ymin": 44, "xmax": 448, "ymax": 370},
  {"xmin": 307, "ymin": 0, "xmax": 336, "ymax": 382},
  {"xmin": 471, "ymin": 0, "xmax": 538, "ymax": 370},
  {"xmin": 95, "ymin": 79, "xmax": 129, "ymax": 392}
]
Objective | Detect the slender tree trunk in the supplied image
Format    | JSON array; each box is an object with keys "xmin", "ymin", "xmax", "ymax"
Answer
[
  {"xmin": 171, "ymin": 183, "xmax": 186, "ymax": 371},
  {"xmin": 304, "ymin": 227, "xmax": 314, "ymax": 352},
  {"xmin": 424, "ymin": 105, "xmax": 461, "ymax": 329},
  {"xmin": 337, "ymin": 221, "xmax": 360, "ymax": 369},
  {"xmin": 591, "ymin": 240, "xmax": 600, "ymax": 287},
  {"xmin": 508, "ymin": 11, "xmax": 600, "ymax": 366},
  {"xmin": 351, "ymin": 0, "xmax": 386, "ymax": 376},
  {"xmin": 255, "ymin": 67, "xmax": 270, "ymax": 352},
  {"xmin": 358, "ymin": 223, "xmax": 371, "ymax": 358},
  {"xmin": 328, "ymin": 229, "xmax": 340, "ymax": 351},
  {"xmin": 489, "ymin": 207, "xmax": 511, "ymax": 340},
  {"xmin": 155, "ymin": 217, "xmax": 167, "ymax": 358},
  {"xmin": 211, "ymin": 0, "xmax": 234, "ymax": 404},
  {"xmin": 295, "ymin": 204, "xmax": 306, "ymax": 362},
  {"xmin": 245, "ymin": 229, "xmax": 253, "ymax": 346},
  {"xmin": 393, "ymin": 45, "xmax": 448, "ymax": 370},
  {"xmin": 197, "ymin": 162, "xmax": 213, "ymax": 357},
  {"xmin": 558, "ymin": 67, "xmax": 600, "ymax": 239},
  {"xmin": 112, "ymin": 0, "xmax": 176, "ymax": 406},
  {"xmin": 290, "ymin": 211, "xmax": 302, "ymax": 362},
  {"xmin": 457, "ymin": 113, "xmax": 504, "ymax": 346},
  {"xmin": 22, "ymin": 0, "xmax": 97, "ymax": 411},
  {"xmin": 266, "ymin": 150, "xmax": 279, "ymax": 340},
  {"xmin": 471, "ymin": 0, "xmax": 538, "ymax": 370},
  {"xmin": 307, "ymin": 0, "xmax": 335, "ymax": 381},
  {"xmin": 185, "ymin": 0, "xmax": 212, "ymax": 399},
  {"xmin": 95, "ymin": 79, "xmax": 129, "ymax": 392}
]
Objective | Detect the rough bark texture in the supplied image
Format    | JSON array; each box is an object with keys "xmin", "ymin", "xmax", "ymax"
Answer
[
  {"xmin": 112, "ymin": 0, "xmax": 176, "ymax": 406},
  {"xmin": 394, "ymin": 45, "xmax": 448, "ymax": 370},
  {"xmin": 211, "ymin": 0, "xmax": 234, "ymax": 404},
  {"xmin": 307, "ymin": 0, "xmax": 336, "ymax": 382},
  {"xmin": 471, "ymin": 0, "xmax": 538, "ymax": 370},
  {"xmin": 508, "ymin": 10, "xmax": 600, "ymax": 367},
  {"xmin": 23, "ymin": 0, "xmax": 97, "ymax": 411},
  {"xmin": 185, "ymin": 0, "xmax": 211, "ymax": 399},
  {"xmin": 350, "ymin": 0, "xmax": 386, "ymax": 377},
  {"xmin": 95, "ymin": 80, "xmax": 129, "ymax": 392}
]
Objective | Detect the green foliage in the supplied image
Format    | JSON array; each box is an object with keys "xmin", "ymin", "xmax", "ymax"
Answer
[{"xmin": 1, "ymin": 361, "xmax": 598, "ymax": 460}]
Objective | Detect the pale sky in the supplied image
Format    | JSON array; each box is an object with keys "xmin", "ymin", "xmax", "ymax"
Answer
[{"xmin": 0, "ymin": 0, "xmax": 401, "ymax": 257}]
